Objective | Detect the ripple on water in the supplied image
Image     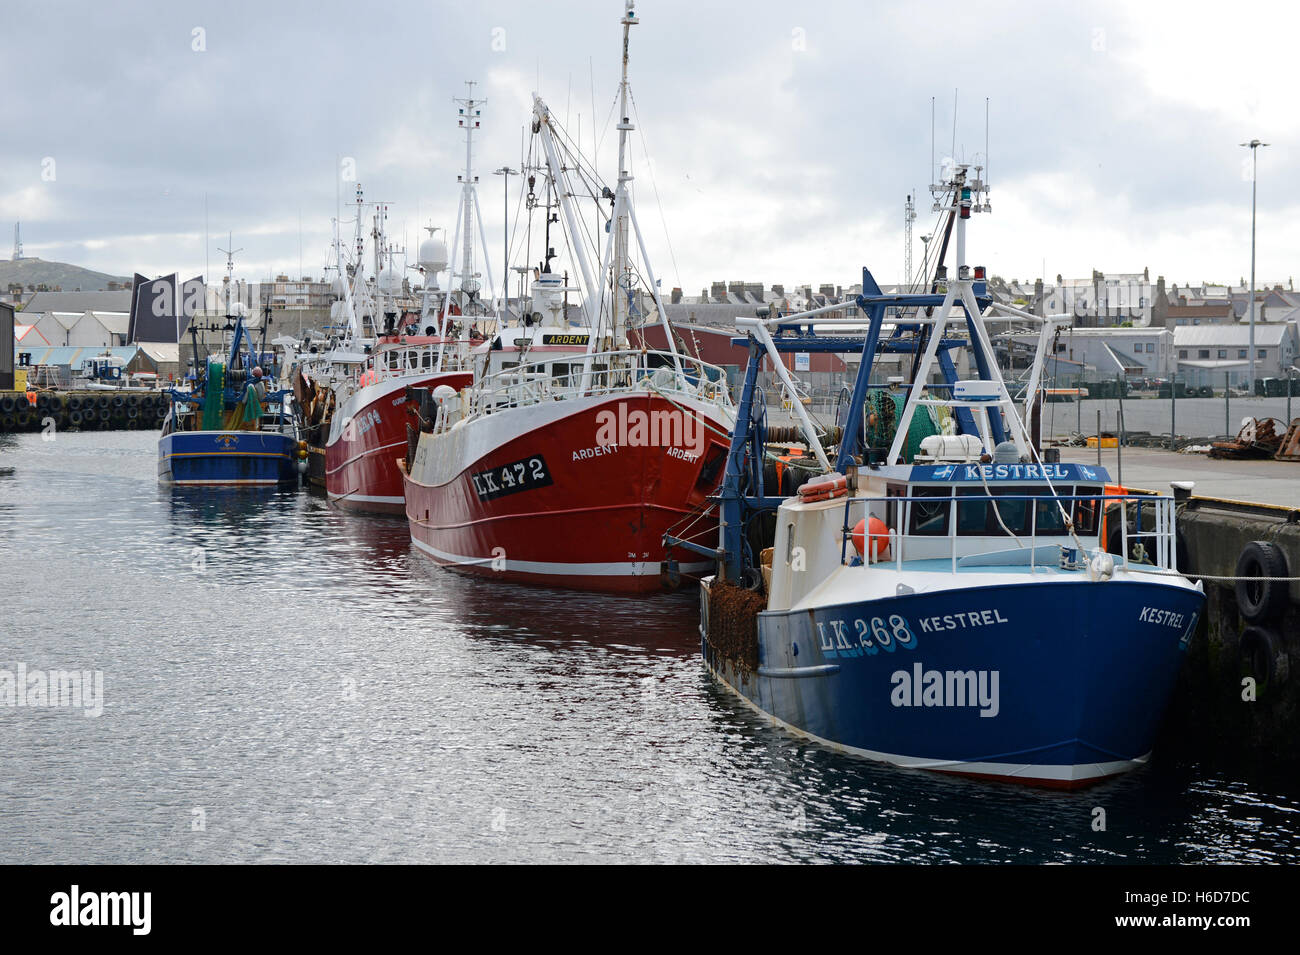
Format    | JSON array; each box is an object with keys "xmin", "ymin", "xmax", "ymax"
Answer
[{"xmin": 0, "ymin": 430, "xmax": 1297, "ymax": 863}]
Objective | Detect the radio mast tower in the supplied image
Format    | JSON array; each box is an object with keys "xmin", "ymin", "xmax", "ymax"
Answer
[
  {"xmin": 12, "ymin": 222, "xmax": 23, "ymax": 261},
  {"xmin": 903, "ymin": 194, "xmax": 916, "ymax": 288},
  {"xmin": 447, "ymin": 80, "xmax": 494, "ymax": 318}
]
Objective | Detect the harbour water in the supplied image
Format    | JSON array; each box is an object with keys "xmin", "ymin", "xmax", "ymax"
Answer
[{"xmin": 2, "ymin": 430, "xmax": 1298, "ymax": 864}]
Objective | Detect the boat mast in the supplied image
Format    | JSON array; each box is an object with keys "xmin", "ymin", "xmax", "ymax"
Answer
[
  {"xmin": 532, "ymin": 96, "xmax": 602, "ymax": 331},
  {"xmin": 334, "ymin": 214, "xmax": 360, "ymax": 344},
  {"xmin": 351, "ymin": 184, "xmax": 371, "ymax": 340},
  {"xmin": 611, "ymin": 1, "xmax": 636, "ymax": 349},
  {"xmin": 441, "ymin": 83, "xmax": 494, "ymax": 331},
  {"xmin": 607, "ymin": 3, "xmax": 684, "ymax": 375},
  {"xmin": 885, "ymin": 161, "xmax": 1017, "ymax": 463}
]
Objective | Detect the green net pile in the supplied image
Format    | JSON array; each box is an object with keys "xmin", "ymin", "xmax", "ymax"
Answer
[
  {"xmin": 863, "ymin": 390, "xmax": 942, "ymax": 462},
  {"xmin": 201, "ymin": 361, "xmax": 225, "ymax": 431}
]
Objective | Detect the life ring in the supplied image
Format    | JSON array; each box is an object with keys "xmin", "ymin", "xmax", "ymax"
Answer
[
  {"xmin": 1235, "ymin": 541, "xmax": 1289, "ymax": 622},
  {"xmin": 1239, "ymin": 625, "xmax": 1289, "ymax": 690},
  {"xmin": 797, "ymin": 473, "xmax": 848, "ymax": 503}
]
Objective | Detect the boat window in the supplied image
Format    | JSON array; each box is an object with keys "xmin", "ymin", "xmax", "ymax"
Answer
[
  {"xmin": 1030, "ymin": 486, "xmax": 1069, "ymax": 536},
  {"xmin": 422, "ymin": 349, "xmax": 434, "ymax": 369},
  {"xmin": 885, "ymin": 484, "xmax": 905, "ymax": 531},
  {"xmin": 1073, "ymin": 486, "xmax": 1102, "ymax": 535},
  {"xmin": 908, "ymin": 486, "xmax": 951, "ymax": 537},
  {"xmin": 956, "ymin": 487, "xmax": 1030, "ymax": 536}
]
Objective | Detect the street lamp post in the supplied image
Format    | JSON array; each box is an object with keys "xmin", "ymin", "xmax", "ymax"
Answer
[
  {"xmin": 1288, "ymin": 365, "xmax": 1299, "ymax": 425},
  {"xmin": 1240, "ymin": 139, "xmax": 1269, "ymax": 395},
  {"xmin": 494, "ymin": 166, "xmax": 517, "ymax": 321}
]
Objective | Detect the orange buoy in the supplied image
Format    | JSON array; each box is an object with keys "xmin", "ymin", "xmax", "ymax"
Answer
[{"xmin": 851, "ymin": 516, "xmax": 891, "ymax": 561}]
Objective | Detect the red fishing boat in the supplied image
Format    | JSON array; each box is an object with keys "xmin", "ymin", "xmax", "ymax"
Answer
[
  {"xmin": 322, "ymin": 81, "xmax": 498, "ymax": 515},
  {"xmin": 401, "ymin": 5, "xmax": 736, "ymax": 592},
  {"xmin": 325, "ymin": 334, "xmax": 471, "ymax": 513}
]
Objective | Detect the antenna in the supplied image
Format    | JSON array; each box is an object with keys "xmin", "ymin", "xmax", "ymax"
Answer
[
  {"xmin": 216, "ymin": 234, "xmax": 243, "ymax": 316},
  {"xmin": 985, "ymin": 97, "xmax": 990, "ymax": 187},
  {"xmin": 930, "ymin": 97, "xmax": 935, "ymax": 190},
  {"xmin": 951, "ymin": 88, "xmax": 958, "ymax": 166},
  {"xmin": 904, "ymin": 193, "xmax": 916, "ymax": 288}
]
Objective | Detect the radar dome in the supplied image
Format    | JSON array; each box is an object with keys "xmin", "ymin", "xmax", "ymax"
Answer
[
  {"xmin": 378, "ymin": 268, "xmax": 402, "ymax": 295},
  {"xmin": 330, "ymin": 276, "xmax": 347, "ymax": 298},
  {"xmin": 419, "ymin": 232, "xmax": 449, "ymax": 273}
]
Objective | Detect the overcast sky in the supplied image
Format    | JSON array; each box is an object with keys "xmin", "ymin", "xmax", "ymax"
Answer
[{"xmin": 3, "ymin": 0, "xmax": 1296, "ymax": 295}]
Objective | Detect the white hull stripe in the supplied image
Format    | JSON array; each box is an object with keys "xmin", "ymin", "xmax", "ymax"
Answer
[
  {"xmin": 329, "ymin": 493, "xmax": 404, "ymax": 504},
  {"xmin": 325, "ymin": 439, "xmax": 405, "ymax": 476},
  {"xmin": 410, "ymin": 535, "xmax": 710, "ymax": 577},
  {"xmin": 705, "ymin": 658, "xmax": 1146, "ymax": 783}
]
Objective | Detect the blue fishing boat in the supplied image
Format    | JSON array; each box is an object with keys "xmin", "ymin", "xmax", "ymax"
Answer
[
  {"xmin": 670, "ymin": 162, "xmax": 1205, "ymax": 788},
  {"xmin": 158, "ymin": 305, "xmax": 299, "ymax": 488}
]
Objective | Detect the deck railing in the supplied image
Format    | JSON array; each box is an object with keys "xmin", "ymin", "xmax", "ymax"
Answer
[
  {"xmin": 436, "ymin": 349, "xmax": 733, "ymax": 432},
  {"xmin": 835, "ymin": 491, "xmax": 1180, "ymax": 576}
]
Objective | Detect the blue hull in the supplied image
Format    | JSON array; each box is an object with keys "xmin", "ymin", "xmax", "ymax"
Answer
[
  {"xmin": 158, "ymin": 430, "xmax": 298, "ymax": 486},
  {"xmin": 704, "ymin": 577, "xmax": 1204, "ymax": 788}
]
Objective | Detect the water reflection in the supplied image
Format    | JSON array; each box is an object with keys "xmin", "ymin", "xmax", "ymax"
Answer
[{"xmin": 0, "ymin": 430, "xmax": 1297, "ymax": 864}]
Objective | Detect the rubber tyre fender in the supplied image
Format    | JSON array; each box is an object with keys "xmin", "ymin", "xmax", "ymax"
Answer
[
  {"xmin": 1239, "ymin": 625, "xmax": 1289, "ymax": 692},
  {"xmin": 1235, "ymin": 540, "xmax": 1288, "ymax": 623}
]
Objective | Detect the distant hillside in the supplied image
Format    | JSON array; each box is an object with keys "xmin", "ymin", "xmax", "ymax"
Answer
[{"xmin": 0, "ymin": 257, "xmax": 130, "ymax": 292}]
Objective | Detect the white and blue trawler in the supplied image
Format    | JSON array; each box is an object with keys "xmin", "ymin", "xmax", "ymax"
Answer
[
  {"xmin": 158, "ymin": 307, "xmax": 299, "ymax": 488},
  {"xmin": 673, "ymin": 165, "xmax": 1205, "ymax": 788}
]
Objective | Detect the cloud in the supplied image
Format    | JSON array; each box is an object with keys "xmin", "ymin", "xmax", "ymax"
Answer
[{"xmin": 2, "ymin": 0, "xmax": 1296, "ymax": 291}]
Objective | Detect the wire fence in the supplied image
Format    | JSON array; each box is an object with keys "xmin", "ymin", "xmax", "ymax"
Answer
[{"xmin": 1039, "ymin": 394, "xmax": 1300, "ymax": 446}]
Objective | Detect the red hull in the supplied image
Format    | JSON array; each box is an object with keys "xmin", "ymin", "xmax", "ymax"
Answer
[
  {"xmin": 325, "ymin": 371, "xmax": 471, "ymax": 514},
  {"xmin": 403, "ymin": 394, "xmax": 730, "ymax": 593}
]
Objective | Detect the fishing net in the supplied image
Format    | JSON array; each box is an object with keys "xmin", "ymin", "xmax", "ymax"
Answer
[
  {"xmin": 863, "ymin": 390, "xmax": 942, "ymax": 462},
  {"xmin": 200, "ymin": 361, "xmax": 225, "ymax": 431}
]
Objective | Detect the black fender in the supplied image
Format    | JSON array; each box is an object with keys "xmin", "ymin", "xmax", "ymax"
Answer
[{"xmin": 1235, "ymin": 540, "xmax": 1289, "ymax": 622}]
